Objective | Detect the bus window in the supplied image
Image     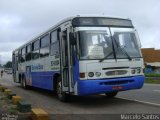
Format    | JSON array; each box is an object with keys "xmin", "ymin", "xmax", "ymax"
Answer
[
  {"xmin": 32, "ymin": 40, "xmax": 40, "ymax": 59},
  {"xmin": 51, "ymin": 31, "xmax": 58, "ymax": 43},
  {"xmin": 18, "ymin": 50, "xmax": 21, "ymax": 63},
  {"xmin": 50, "ymin": 30, "xmax": 59, "ymax": 56},
  {"xmin": 21, "ymin": 47, "xmax": 26, "ymax": 62},
  {"xmin": 26, "ymin": 44, "xmax": 31, "ymax": 61},
  {"xmin": 40, "ymin": 34, "xmax": 50, "ymax": 57}
]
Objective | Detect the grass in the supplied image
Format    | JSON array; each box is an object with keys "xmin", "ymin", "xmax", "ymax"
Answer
[
  {"xmin": 145, "ymin": 78, "xmax": 160, "ymax": 84},
  {"xmin": 8, "ymin": 106, "xmax": 18, "ymax": 114},
  {"xmin": 0, "ymin": 88, "xmax": 18, "ymax": 114},
  {"xmin": 145, "ymin": 74, "xmax": 160, "ymax": 77}
]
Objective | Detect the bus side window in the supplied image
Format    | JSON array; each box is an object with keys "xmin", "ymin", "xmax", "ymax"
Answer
[
  {"xmin": 26, "ymin": 44, "xmax": 31, "ymax": 61},
  {"xmin": 40, "ymin": 34, "xmax": 50, "ymax": 58},
  {"xmin": 18, "ymin": 50, "xmax": 21, "ymax": 63},
  {"xmin": 50, "ymin": 30, "xmax": 59, "ymax": 56},
  {"xmin": 21, "ymin": 47, "xmax": 26, "ymax": 62},
  {"xmin": 32, "ymin": 40, "xmax": 40, "ymax": 59}
]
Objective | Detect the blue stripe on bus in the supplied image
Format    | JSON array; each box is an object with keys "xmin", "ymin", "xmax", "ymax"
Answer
[
  {"xmin": 77, "ymin": 75, "xmax": 145, "ymax": 96},
  {"xmin": 31, "ymin": 71, "xmax": 59, "ymax": 90},
  {"xmin": 72, "ymin": 59, "xmax": 80, "ymax": 87}
]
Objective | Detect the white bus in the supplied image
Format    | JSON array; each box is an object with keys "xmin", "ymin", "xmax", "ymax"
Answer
[{"xmin": 12, "ymin": 15, "xmax": 145, "ymax": 101}]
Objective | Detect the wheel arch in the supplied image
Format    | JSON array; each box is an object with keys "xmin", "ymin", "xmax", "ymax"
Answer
[{"xmin": 53, "ymin": 73, "xmax": 60, "ymax": 91}]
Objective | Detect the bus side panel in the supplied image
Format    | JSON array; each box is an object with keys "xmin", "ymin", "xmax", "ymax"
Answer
[
  {"xmin": 72, "ymin": 59, "xmax": 80, "ymax": 85},
  {"xmin": 72, "ymin": 59, "xmax": 80, "ymax": 95},
  {"xmin": 77, "ymin": 75, "xmax": 145, "ymax": 96},
  {"xmin": 31, "ymin": 71, "xmax": 58, "ymax": 90}
]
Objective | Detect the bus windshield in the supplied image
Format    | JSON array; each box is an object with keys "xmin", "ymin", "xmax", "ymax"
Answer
[{"xmin": 79, "ymin": 27, "xmax": 141, "ymax": 60}]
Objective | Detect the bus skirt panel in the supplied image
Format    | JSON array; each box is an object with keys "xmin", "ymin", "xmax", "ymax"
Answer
[{"xmin": 77, "ymin": 75, "xmax": 145, "ymax": 96}]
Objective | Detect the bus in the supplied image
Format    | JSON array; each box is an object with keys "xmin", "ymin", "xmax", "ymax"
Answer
[{"xmin": 12, "ymin": 15, "xmax": 145, "ymax": 101}]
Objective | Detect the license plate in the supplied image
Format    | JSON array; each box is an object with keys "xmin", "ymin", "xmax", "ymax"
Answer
[{"xmin": 112, "ymin": 86, "xmax": 123, "ymax": 90}]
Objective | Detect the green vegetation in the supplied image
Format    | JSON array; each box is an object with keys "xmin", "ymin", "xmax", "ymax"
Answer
[
  {"xmin": 145, "ymin": 78, "xmax": 160, "ymax": 84},
  {"xmin": 3, "ymin": 61, "xmax": 12, "ymax": 68},
  {"xmin": 8, "ymin": 106, "xmax": 18, "ymax": 114},
  {"xmin": 145, "ymin": 74, "xmax": 160, "ymax": 77}
]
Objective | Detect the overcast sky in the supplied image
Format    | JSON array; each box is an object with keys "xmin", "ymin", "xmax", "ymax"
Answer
[{"xmin": 0, "ymin": 0, "xmax": 160, "ymax": 64}]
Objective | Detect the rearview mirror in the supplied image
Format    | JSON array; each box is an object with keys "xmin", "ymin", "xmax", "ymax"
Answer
[{"xmin": 69, "ymin": 33, "xmax": 76, "ymax": 45}]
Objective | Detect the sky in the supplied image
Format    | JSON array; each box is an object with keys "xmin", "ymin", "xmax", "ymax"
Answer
[{"xmin": 0, "ymin": 0, "xmax": 160, "ymax": 64}]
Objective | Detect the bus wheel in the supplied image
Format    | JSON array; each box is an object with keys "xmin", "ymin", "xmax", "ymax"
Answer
[
  {"xmin": 105, "ymin": 92, "xmax": 118, "ymax": 98},
  {"xmin": 56, "ymin": 78, "xmax": 69, "ymax": 102}
]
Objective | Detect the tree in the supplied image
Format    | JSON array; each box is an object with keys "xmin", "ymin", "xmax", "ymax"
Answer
[{"xmin": 4, "ymin": 61, "xmax": 12, "ymax": 68}]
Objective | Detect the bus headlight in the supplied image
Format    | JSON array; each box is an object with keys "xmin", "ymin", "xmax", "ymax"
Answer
[
  {"xmin": 131, "ymin": 69, "xmax": 136, "ymax": 74},
  {"xmin": 88, "ymin": 72, "xmax": 94, "ymax": 77},
  {"xmin": 95, "ymin": 72, "xmax": 101, "ymax": 77}
]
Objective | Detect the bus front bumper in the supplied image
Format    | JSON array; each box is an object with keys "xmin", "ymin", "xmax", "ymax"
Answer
[{"xmin": 77, "ymin": 76, "xmax": 145, "ymax": 96}]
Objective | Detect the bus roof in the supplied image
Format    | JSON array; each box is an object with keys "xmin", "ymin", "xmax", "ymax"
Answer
[{"xmin": 13, "ymin": 15, "xmax": 131, "ymax": 53}]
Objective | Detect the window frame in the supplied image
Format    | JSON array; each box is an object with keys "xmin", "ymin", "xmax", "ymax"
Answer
[
  {"xmin": 32, "ymin": 39, "xmax": 40, "ymax": 51},
  {"xmin": 32, "ymin": 39, "xmax": 40, "ymax": 60},
  {"xmin": 40, "ymin": 34, "xmax": 50, "ymax": 48},
  {"xmin": 26, "ymin": 44, "xmax": 32, "ymax": 61},
  {"xmin": 51, "ymin": 30, "xmax": 58, "ymax": 44},
  {"xmin": 50, "ymin": 30, "xmax": 59, "ymax": 56},
  {"xmin": 39, "ymin": 33, "xmax": 50, "ymax": 58},
  {"xmin": 21, "ymin": 47, "xmax": 26, "ymax": 62}
]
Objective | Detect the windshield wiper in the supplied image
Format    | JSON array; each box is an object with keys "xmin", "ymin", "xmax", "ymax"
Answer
[
  {"xmin": 112, "ymin": 36, "xmax": 132, "ymax": 61},
  {"xmin": 99, "ymin": 36, "xmax": 132, "ymax": 62},
  {"xmin": 118, "ymin": 46, "xmax": 132, "ymax": 60},
  {"xmin": 99, "ymin": 51, "xmax": 114, "ymax": 62}
]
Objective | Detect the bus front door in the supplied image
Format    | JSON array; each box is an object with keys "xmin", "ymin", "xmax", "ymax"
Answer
[
  {"xmin": 60, "ymin": 28, "xmax": 73, "ymax": 93},
  {"xmin": 12, "ymin": 53, "xmax": 19, "ymax": 83}
]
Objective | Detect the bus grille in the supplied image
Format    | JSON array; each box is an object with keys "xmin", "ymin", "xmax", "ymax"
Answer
[{"xmin": 105, "ymin": 70, "xmax": 127, "ymax": 76}]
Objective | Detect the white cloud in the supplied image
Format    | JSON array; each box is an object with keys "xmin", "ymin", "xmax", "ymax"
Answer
[{"xmin": 0, "ymin": 0, "xmax": 160, "ymax": 64}]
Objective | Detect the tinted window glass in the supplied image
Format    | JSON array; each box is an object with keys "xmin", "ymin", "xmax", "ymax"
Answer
[
  {"xmin": 26, "ymin": 44, "xmax": 31, "ymax": 61},
  {"xmin": 41, "ymin": 34, "xmax": 50, "ymax": 48},
  {"xmin": 32, "ymin": 50, "xmax": 39, "ymax": 59},
  {"xmin": 40, "ymin": 47, "xmax": 49, "ymax": 57},
  {"xmin": 26, "ymin": 53, "xmax": 31, "ymax": 61},
  {"xmin": 51, "ymin": 31, "xmax": 58, "ymax": 43},
  {"xmin": 18, "ymin": 50, "xmax": 21, "ymax": 63},
  {"xmin": 72, "ymin": 17, "xmax": 133, "ymax": 27},
  {"xmin": 20, "ymin": 48, "xmax": 25, "ymax": 62},
  {"xmin": 21, "ymin": 47, "xmax": 25, "ymax": 55},
  {"xmin": 50, "ymin": 42, "xmax": 59, "ymax": 56},
  {"xmin": 21, "ymin": 55, "xmax": 25, "ymax": 62},
  {"xmin": 33, "ymin": 40, "xmax": 39, "ymax": 50},
  {"xmin": 26, "ymin": 44, "xmax": 31, "ymax": 53}
]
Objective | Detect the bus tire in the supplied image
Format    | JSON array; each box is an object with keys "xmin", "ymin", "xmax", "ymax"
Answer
[
  {"xmin": 105, "ymin": 92, "xmax": 118, "ymax": 98},
  {"xmin": 56, "ymin": 77, "xmax": 70, "ymax": 102},
  {"xmin": 21, "ymin": 77, "xmax": 28, "ymax": 89}
]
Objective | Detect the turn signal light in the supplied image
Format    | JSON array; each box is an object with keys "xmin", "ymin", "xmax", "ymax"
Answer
[{"xmin": 80, "ymin": 73, "xmax": 85, "ymax": 78}]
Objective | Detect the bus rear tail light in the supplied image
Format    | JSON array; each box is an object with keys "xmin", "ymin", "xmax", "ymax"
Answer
[{"xmin": 80, "ymin": 73, "xmax": 85, "ymax": 78}]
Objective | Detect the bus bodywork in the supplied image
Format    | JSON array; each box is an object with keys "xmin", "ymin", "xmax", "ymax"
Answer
[{"xmin": 12, "ymin": 16, "xmax": 145, "ymax": 101}]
